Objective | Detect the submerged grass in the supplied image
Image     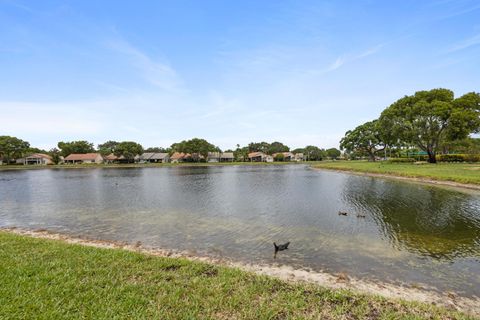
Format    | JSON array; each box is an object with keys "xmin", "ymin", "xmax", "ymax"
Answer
[
  {"xmin": 314, "ymin": 161, "xmax": 480, "ymax": 185},
  {"xmin": 0, "ymin": 231, "xmax": 474, "ymax": 319}
]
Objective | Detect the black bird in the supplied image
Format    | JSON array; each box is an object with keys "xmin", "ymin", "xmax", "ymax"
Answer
[
  {"xmin": 273, "ymin": 242, "xmax": 290, "ymax": 258},
  {"xmin": 356, "ymin": 214, "xmax": 366, "ymax": 218},
  {"xmin": 338, "ymin": 211, "xmax": 348, "ymax": 216}
]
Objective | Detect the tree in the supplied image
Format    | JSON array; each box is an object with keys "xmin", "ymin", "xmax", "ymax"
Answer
[
  {"xmin": 304, "ymin": 145, "xmax": 326, "ymax": 161},
  {"xmin": 380, "ymin": 89, "xmax": 480, "ymax": 163},
  {"xmin": 326, "ymin": 148, "xmax": 341, "ymax": 160},
  {"xmin": 274, "ymin": 153, "xmax": 285, "ymax": 161},
  {"xmin": 248, "ymin": 142, "xmax": 270, "ymax": 154},
  {"xmin": 170, "ymin": 138, "xmax": 219, "ymax": 160},
  {"xmin": 234, "ymin": 146, "xmax": 249, "ymax": 162},
  {"xmin": 57, "ymin": 141, "xmax": 95, "ymax": 157},
  {"xmin": 114, "ymin": 141, "xmax": 144, "ymax": 162},
  {"xmin": 49, "ymin": 148, "xmax": 61, "ymax": 164},
  {"xmin": 340, "ymin": 120, "xmax": 386, "ymax": 161},
  {"xmin": 145, "ymin": 147, "xmax": 167, "ymax": 153},
  {"xmin": 98, "ymin": 141, "xmax": 119, "ymax": 155},
  {"xmin": 0, "ymin": 136, "xmax": 30, "ymax": 163},
  {"xmin": 267, "ymin": 141, "xmax": 290, "ymax": 154}
]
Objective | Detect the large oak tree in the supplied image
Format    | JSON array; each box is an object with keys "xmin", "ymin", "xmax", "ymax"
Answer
[{"xmin": 379, "ymin": 89, "xmax": 480, "ymax": 163}]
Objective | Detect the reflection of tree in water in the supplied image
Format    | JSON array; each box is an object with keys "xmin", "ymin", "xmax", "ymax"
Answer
[{"xmin": 342, "ymin": 177, "xmax": 480, "ymax": 260}]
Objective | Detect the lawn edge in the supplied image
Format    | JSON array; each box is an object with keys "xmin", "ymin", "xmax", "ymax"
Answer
[{"xmin": 1, "ymin": 227, "xmax": 479, "ymax": 317}]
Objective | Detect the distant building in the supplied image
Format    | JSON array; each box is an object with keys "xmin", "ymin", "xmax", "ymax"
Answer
[
  {"xmin": 104, "ymin": 154, "xmax": 118, "ymax": 164},
  {"xmin": 170, "ymin": 152, "xmax": 187, "ymax": 163},
  {"xmin": 22, "ymin": 153, "xmax": 53, "ymax": 165},
  {"xmin": 272, "ymin": 152, "xmax": 294, "ymax": 161},
  {"xmin": 64, "ymin": 153, "xmax": 103, "ymax": 164},
  {"xmin": 207, "ymin": 152, "xmax": 235, "ymax": 162},
  {"xmin": 248, "ymin": 152, "xmax": 267, "ymax": 162},
  {"xmin": 138, "ymin": 152, "xmax": 170, "ymax": 163},
  {"xmin": 294, "ymin": 153, "xmax": 304, "ymax": 161}
]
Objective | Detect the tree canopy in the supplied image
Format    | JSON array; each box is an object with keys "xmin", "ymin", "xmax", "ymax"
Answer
[
  {"xmin": 170, "ymin": 138, "xmax": 219, "ymax": 159},
  {"xmin": 379, "ymin": 89, "xmax": 480, "ymax": 163},
  {"xmin": 114, "ymin": 141, "xmax": 144, "ymax": 161},
  {"xmin": 0, "ymin": 136, "xmax": 30, "ymax": 163},
  {"xmin": 340, "ymin": 120, "xmax": 386, "ymax": 161},
  {"xmin": 326, "ymin": 148, "xmax": 341, "ymax": 159},
  {"xmin": 57, "ymin": 141, "xmax": 95, "ymax": 157},
  {"xmin": 98, "ymin": 141, "xmax": 119, "ymax": 155}
]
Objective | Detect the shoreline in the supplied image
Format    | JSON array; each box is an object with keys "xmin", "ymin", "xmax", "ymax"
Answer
[
  {"xmin": 0, "ymin": 161, "xmax": 306, "ymax": 171},
  {"xmin": 313, "ymin": 166, "xmax": 480, "ymax": 191},
  {"xmin": 2, "ymin": 227, "xmax": 479, "ymax": 316}
]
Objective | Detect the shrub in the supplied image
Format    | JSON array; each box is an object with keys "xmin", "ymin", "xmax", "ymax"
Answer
[
  {"xmin": 387, "ymin": 158, "xmax": 415, "ymax": 163},
  {"xmin": 437, "ymin": 154, "xmax": 480, "ymax": 162}
]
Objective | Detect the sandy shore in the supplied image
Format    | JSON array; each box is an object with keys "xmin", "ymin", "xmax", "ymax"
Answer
[
  {"xmin": 314, "ymin": 167, "xmax": 480, "ymax": 192},
  {"xmin": 2, "ymin": 227, "xmax": 479, "ymax": 316}
]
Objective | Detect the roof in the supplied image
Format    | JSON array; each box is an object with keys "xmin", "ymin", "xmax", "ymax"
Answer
[
  {"xmin": 170, "ymin": 152, "xmax": 185, "ymax": 160},
  {"xmin": 248, "ymin": 152, "xmax": 265, "ymax": 158},
  {"xmin": 64, "ymin": 153, "xmax": 102, "ymax": 161},
  {"xmin": 150, "ymin": 153, "xmax": 169, "ymax": 160},
  {"xmin": 139, "ymin": 152, "xmax": 155, "ymax": 160},
  {"xmin": 104, "ymin": 154, "xmax": 118, "ymax": 161},
  {"xmin": 221, "ymin": 152, "xmax": 234, "ymax": 159},
  {"xmin": 26, "ymin": 153, "xmax": 52, "ymax": 160}
]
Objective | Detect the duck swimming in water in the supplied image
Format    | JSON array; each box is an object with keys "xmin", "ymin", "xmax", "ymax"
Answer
[
  {"xmin": 338, "ymin": 211, "xmax": 348, "ymax": 216},
  {"xmin": 273, "ymin": 242, "xmax": 290, "ymax": 258}
]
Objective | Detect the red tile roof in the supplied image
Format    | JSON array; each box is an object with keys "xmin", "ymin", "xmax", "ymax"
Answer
[
  {"xmin": 104, "ymin": 153, "xmax": 118, "ymax": 160},
  {"xmin": 26, "ymin": 153, "xmax": 52, "ymax": 160},
  {"xmin": 64, "ymin": 153, "xmax": 102, "ymax": 161}
]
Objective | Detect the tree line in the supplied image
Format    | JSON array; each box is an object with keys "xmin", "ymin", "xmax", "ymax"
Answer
[
  {"xmin": 0, "ymin": 136, "xmax": 339, "ymax": 164},
  {"xmin": 340, "ymin": 88, "xmax": 480, "ymax": 163}
]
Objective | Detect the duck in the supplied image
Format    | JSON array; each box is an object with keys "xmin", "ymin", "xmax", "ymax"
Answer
[
  {"xmin": 273, "ymin": 242, "xmax": 290, "ymax": 258},
  {"xmin": 356, "ymin": 214, "xmax": 366, "ymax": 218},
  {"xmin": 338, "ymin": 211, "xmax": 348, "ymax": 216}
]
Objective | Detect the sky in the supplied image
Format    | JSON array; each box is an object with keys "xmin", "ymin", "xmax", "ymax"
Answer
[{"xmin": 0, "ymin": 0, "xmax": 479, "ymax": 151}]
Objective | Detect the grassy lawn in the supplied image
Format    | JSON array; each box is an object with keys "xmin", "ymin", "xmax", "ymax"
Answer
[
  {"xmin": 314, "ymin": 161, "xmax": 480, "ymax": 185},
  {"xmin": 0, "ymin": 232, "xmax": 474, "ymax": 319}
]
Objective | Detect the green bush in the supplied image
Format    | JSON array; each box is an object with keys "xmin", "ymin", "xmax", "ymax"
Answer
[
  {"xmin": 437, "ymin": 154, "xmax": 480, "ymax": 162},
  {"xmin": 387, "ymin": 158, "xmax": 415, "ymax": 163}
]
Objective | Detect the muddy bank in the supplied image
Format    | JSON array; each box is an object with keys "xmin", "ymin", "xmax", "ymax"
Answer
[
  {"xmin": 2, "ymin": 227, "xmax": 479, "ymax": 316},
  {"xmin": 314, "ymin": 167, "xmax": 480, "ymax": 192}
]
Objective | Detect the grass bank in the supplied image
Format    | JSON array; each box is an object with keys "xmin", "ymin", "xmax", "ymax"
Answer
[
  {"xmin": 314, "ymin": 161, "xmax": 480, "ymax": 186},
  {"xmin": 0, "ymin": 231, "xmax": 475, "ymax": 319}
]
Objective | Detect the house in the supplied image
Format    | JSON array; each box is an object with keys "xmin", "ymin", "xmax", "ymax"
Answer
[
  {"xmin": 170, "ymin": 152, "xmax": 186, "ymax": 163},
  {"xmin": 221, "ymin": 152, "xmax": 234, "ymax": 162},
  {"xmin": 207, "ymin": 152, "xmax": 235, "ymax": 162},
  {"xmin": 272, "ymin": 152, "xmax": 294, "ymax": 161},
  {"xmin": 294, "ymin": 153, "xmax": 304, "ymax": 161},
  {"xmin": 248, "ymin": 152, "xmax": 267, "ymax": 162},
  {"xmin": 23, "ymin": 153, "xmax": 53, "ymax": 165},
  {"xmin": 104, "ymin": 154, "xmax": 119, "ymax": 164},
  {"xmin": 265, "ymin": 155, "xmax": 274, "ymax": 162},
  {"xmin": 64, "ymin": 153, "xmax": 103, "ymax": 164},
  {"xmin": 139, "ymin": 152, "xmax": 170, "ymax": 163}
]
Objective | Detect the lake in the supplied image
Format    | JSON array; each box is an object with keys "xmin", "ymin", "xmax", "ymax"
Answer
[{"xmin": 1, "ymin": 165, "xmax": 479, "ymax": 297}]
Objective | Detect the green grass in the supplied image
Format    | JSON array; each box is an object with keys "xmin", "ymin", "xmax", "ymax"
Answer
[
  {"xmin": 0, "ymin": 231, "xmax": 474, "ymax": 319},
  {"xmin": 314, "ymin": 161, "xmax": 480, "ymax": 185}
]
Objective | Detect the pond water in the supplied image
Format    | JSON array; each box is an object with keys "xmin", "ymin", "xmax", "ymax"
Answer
[{"xmin": 1, "ymin": 165, "xmax": 480, "ymax": 297}]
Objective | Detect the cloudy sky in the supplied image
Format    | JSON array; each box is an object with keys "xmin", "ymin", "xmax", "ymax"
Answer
[{"xmin": 1, "ymin": 0, "xmax": 479, "ymax": 150}]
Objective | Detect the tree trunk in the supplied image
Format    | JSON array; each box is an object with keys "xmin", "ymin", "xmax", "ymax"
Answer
[
  {"xmin": 368, "ymin": 151, "xmax": 376, "ymax": 162},
  {"xmin": 427, "ymin": 149, "xmax": 436, "ymax": 164}
]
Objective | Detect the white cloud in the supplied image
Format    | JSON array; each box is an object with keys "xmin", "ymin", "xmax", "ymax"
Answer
[
  {"xmin": 447, "ymin": 33, "xmax": 480, "ymax": 53},
  {"xmin": 106, "ymin": 36, "xmax": 182, "ymax": 92}
]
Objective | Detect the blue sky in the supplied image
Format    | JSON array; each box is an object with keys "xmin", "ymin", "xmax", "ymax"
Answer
[{"xmin": 1, "ymin": 0, "xmax": 479, "ymax": 150}]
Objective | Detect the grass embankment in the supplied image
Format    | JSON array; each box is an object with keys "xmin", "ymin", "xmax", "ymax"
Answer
[
  {"xmin": 314, "ymin": 161, "xmax": 480, "ymax": 186},
  {"xmin": 0, "ymin": 232, "xmax": 473, "ymax": 319}
]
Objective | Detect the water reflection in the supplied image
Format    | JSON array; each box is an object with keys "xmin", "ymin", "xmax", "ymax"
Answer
[{"xmin": 342, "ymin": 176, "xmax": 480, "ymax": 259}]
